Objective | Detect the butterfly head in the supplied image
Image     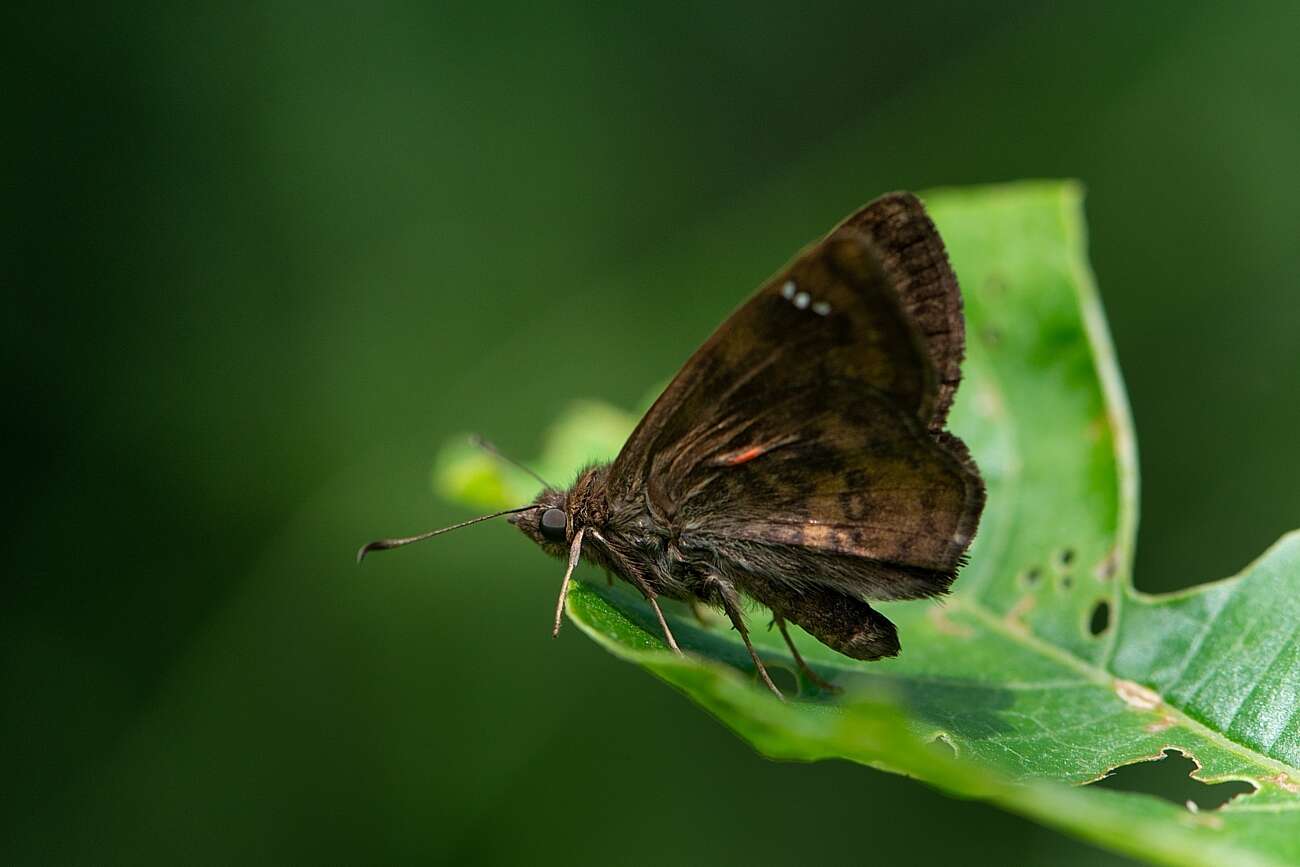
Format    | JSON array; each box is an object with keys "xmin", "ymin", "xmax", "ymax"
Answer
[{"xmin": 508, "ymin": 488, "xmax": 573, "ymax": 554}]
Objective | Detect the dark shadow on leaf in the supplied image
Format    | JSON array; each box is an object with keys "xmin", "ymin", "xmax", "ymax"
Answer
[
  {"xmin": 586, "ymin": 580, "xmax": 1018, "ymax": 723},
  {"xmin": 878, "ymin": 677, "xmax": 1017, "ymax": 739}
]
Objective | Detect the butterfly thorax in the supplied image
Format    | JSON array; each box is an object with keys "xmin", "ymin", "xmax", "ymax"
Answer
[
  {"xmin": 554, "ymin": 464, "xmax": 696, "ymax": 600},
  {"xmin": 566, "ymin": 465, "xmax": 611, "ymax": 529}
]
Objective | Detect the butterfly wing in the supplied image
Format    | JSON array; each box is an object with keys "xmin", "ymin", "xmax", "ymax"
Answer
[
  {"xmin": 835, "ymin": 192, "xmax": 966, "ymax": 430},
  {"xmin": 607, "ymin": 193, "xmax": 983, "ymax": 601},
  {"xmin": 672, "ymin": 374, "xmax": 982, "ymax": 598}
]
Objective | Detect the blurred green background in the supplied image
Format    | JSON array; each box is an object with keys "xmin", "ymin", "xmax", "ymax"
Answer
[{"xmin": 8, "ymin": 2, "xmax": 1300, "ymax": 864}]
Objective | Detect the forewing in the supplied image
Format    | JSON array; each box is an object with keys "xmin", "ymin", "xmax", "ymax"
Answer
[
  {"xmin": 837, "ymin": 192, "xmax": 965, "ymax": 430},
  {"xmin": 609, "ymin": 222, "xmax": 936, "ymax": 504},
  {"xmin": 607, "ymin": 195, "xmax": 983, "ymax": 593}
]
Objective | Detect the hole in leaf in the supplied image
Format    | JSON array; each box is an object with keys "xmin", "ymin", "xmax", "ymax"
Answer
[
  {"xmin": 1060, "ymin": 575, "xmax": 1073, "ymax": 590},
  {"xmin": 1088, "ymin": 749, "xmax": 1256, "ymax": 810},
  {"xmin": 1021, "ymin": 567, "xmax": 1041, "ymax": 587},
  {"xmin": 1058, "ymin": 547, "xmax": 1076, "ymax": 568},
  {"xmin": 1088, "ymin": 600, "xmax": 1110, "ymax": 636}
]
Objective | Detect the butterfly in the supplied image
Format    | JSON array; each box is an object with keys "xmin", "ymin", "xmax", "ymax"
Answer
[{"xmin": 360, "ymin": 192, "xmax": 985, "ymax": 698}]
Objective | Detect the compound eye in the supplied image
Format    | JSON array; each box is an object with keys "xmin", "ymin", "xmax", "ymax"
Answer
[{"xmin": 539, "ymin": 508, "xmax": 568, "ymax": 543}]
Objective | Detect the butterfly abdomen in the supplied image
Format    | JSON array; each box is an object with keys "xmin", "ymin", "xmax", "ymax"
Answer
[{"xmin": 744, "ymin": 578, "xmax": 900, "ymax": 661}]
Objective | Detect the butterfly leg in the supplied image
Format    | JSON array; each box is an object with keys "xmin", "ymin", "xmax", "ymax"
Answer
[
  {"xmin": 705, "ymin": 576, "xmax": 783, "ymax": 700},
  {"xmin": 774, "ymin": 615, "xmax": 840, "ymax": 693},
  {"xmin": 629, "ymin": 575, "xmax": 681, "ymax": 653},
  {"xmin": 589, "ymin": 528, "xmax": 681, "ymax": 654},
  {"xmin": 645, "ymin": 593, "xmax": 682, "ymax": 654}
]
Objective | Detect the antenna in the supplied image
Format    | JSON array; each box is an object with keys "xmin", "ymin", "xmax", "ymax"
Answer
[
  {"xmin": 469, "ymin": 434, "xmax": 555, "ymax": 489},
  {"xmin": 356, "ymin": 504, "xmax": 539, "ymax": 563}
]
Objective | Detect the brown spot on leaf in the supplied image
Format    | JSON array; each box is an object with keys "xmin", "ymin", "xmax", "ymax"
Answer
[
  {"xmin": 1086, "ymin": 414, "xmax": 1108, "ymax": 444},
  {"xmin": 1144, "ymin": 714, "xmax": 1177, "ymax": 733},
  {"xmin": 1182, "ymin": 810, "xmax": 1224, "ymax": 830},
  {"xmin": 1265, "ymin": 773, "xmax": 1300, "ymax": 793},
  {"xmin": 1114, "ymin": 678, "xmax": 1162, "ymax": 711},
  {"xmin": 1094, "ymin": 547, "xmax": 1120, "ymax": 581},
  {"xmin": 975, "ymin": 385, "xmax": 1004, "ymax": 419},
  {"xmin": 1003, "ymin": 594, "xmax": 1036, "ymax": 632}
]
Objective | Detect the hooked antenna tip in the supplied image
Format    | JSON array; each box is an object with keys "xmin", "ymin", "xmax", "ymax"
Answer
[{"xmin": 356, "ymin": 540, "xmax": 386, "ymax": 564}]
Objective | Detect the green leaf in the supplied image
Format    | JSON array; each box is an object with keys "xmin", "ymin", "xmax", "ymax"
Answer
[{"xmin": 435, "ymin": 182, "xmax": 1300, "ymax": 867}]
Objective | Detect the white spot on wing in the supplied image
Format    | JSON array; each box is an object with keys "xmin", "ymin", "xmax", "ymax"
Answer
[
  {"xmin": 793, "ymin": 291, "xmax": 811, "ymax": 309},
  {"xmin": 812, "ymin": 300, "xmax": 831, "ymax": 316},
  {"xmin": 781, "ymin": 280, "xmax": 796, "ymax": 299}
]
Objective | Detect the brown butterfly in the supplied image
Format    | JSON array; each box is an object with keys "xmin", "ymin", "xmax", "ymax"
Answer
[{"xmin": 360, "ymin": 192, "xmax": 985, "ymax": 698}]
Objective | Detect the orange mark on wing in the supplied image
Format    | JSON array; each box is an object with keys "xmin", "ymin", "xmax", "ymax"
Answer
[{"xmin": 721, "ymin": 445, "xmax": 766, "ymax": 466}]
